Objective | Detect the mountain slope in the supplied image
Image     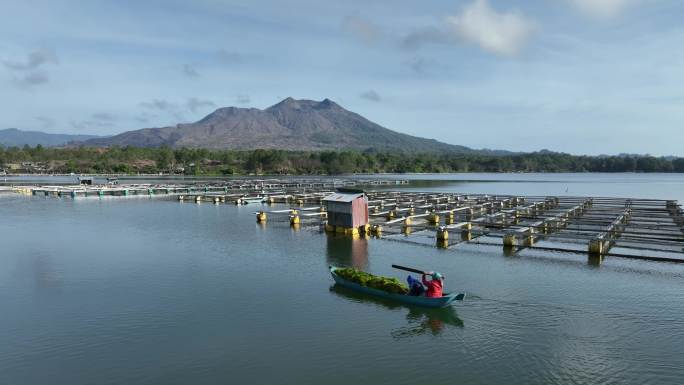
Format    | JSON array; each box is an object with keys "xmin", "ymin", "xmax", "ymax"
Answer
[
  {"xmin": 83, "ymin": 98, "xmax": 474, "ymax": 153},
  {"xmin": 0, "ymin": 128, "xmax": 101, "ymax": 147}
]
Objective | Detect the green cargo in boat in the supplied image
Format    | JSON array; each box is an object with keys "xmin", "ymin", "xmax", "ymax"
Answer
[
  {"xmin": 333, "ymin": 267, "xmax": 409, "ymax": 294},
  {"xmin": 329, "ymin": 266, "xmax": 465, "ymax": 308}
]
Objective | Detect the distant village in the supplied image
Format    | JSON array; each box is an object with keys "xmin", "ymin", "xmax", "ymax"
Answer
[
  {"xmin": 1, "ymin": 161, "xmax": 50, "ymax": 174},
  {"xmin": 0, "ymin": 161, "xmax": 190, "ymax": 175}
]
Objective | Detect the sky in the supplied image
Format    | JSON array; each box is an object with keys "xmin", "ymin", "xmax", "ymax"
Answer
[{"xmin": 1, "ymin": 0, "xmax": 683, "ymax": 155}]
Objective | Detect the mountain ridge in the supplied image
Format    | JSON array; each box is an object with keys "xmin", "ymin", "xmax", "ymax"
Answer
[
  {"xmin": 83, "ymin": 98, "xmax": 501, "ymax": 154},
  {"xmin": 0, "ymin": 128, "xmax": 102, "ymax": 147}
]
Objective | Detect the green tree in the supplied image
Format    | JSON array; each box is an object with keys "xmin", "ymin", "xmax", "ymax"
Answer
[{"xmin": 156, "ymin": 146, "xmax": 174, "ymax": 171}]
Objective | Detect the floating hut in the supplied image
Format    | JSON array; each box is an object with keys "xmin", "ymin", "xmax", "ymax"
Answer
[
  {"xmin": 78, "ymin": 177, "xmax": 94, "ymax": 185},
  {"xmin": 323, "ymin": 189, "xmax": 369, "ymax": 236}
]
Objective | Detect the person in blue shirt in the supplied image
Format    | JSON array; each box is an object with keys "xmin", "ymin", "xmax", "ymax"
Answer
[{"xmin": 406, "ymin": 275, "xmax": 425, "ymax": 296}]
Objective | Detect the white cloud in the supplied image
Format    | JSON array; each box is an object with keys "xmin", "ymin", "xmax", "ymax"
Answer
[
  {"xmin": 186, "ymin": 97, "xmax": 215, "ymax": 113},
  {"xmin": 183, "ymin": 64, "xmax": 199, "ymax": 78},
  {"xmin": 2, "ymin": 49, "xmax": 58, "ymax": 87},
  {"xmin": 70, "ymin": 112, "xmax": 116, "ymax": 131},
  {"xmin": 2, "ymin": 49, "xmax": 58, "ymax": 71},
  {"xmin": 360, "ymin": 90, "xmax": 381, "ymax": 102},
  {"xmin": 446, "ymin": 0, "xmax": 534, "ymax": 56},
  {"xmin": 569, "ymin": 0, "xmax": 633, "ymax": 18},
  {"xmin": 402, "ymin": 27, "xmax": 452, "ymax": 50},
  {"xmin": 235, "ymin": 94, "xmax": 251, "ymax": 105},
  {"xmin": 139, "ymin": 99, "xmax": 184, "ymax": 121},
  {"xmin": 35, "ymin": 116, "xmax": 56, "ymax": 130}
]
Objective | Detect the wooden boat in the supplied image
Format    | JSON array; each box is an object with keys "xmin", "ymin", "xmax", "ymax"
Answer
[{"xmin": 329, "ymin": 266, "xmax": 464, "ymax": 308}]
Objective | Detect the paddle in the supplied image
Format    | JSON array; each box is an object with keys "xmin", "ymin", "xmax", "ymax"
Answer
[
  {"xmin": 391, "ymin": 264, "xmax": 428, "ymax": 275},
  {"xmin": 392, "ymin": 264, "xmax": 450, "ymax": 283}
]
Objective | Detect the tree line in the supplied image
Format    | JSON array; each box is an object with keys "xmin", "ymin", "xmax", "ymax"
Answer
[{"xmin": 1, "ymin": 145, "xmax": 683, "ymax": 174}]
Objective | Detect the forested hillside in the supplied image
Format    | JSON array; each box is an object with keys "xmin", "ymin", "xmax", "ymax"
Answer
[{"xmin": 2, "ymin": 145, "xmax": 682, "ymax": 175}]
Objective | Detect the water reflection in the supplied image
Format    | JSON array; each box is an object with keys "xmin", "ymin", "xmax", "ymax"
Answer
[
  {"xmin": 503, "ymin": 246, "xmax": 517, "ymax": 257},
  {"xmin": 390, "ymin": 306, "xmax": 464, "ymax": 339},
  {"xmin": 329, "ymin": 285, "xmax": 463, "ymax": 338},
  {"xmin": 30, "ymin": 251, "xmax": 63, "ymax": 290},
  {"xmin": 587, "ymin": 254, "xmax": 603, "ymax": 267},
  {"xmin": 377, "ymin": 180, "xmax": 458, "ymax": 190},
  {"xmin": 325, "ymin": 233, "xmax": 369, "ymax": 270}
]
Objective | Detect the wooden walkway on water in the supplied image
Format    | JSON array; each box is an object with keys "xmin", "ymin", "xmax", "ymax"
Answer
[
  {"xmin": 255, "ymin": 191, "xmax": 684, "ymax": 264},
  {"xmin": 7, "ymin": 180, "xmax": 684, "ymax": 264},
  {"xmin": 9, "ymin": 177, "xmax": 407, "ymax": 199}
]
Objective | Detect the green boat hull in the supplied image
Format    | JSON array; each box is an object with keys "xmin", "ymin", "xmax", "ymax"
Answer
[{"xmin": 329, "ymin": 266, "xmax": 463, "ymax": 308}]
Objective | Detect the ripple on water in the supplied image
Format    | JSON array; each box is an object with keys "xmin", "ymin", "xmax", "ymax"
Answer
[{"xmin": 1, "ymin": 196, "xmax": 684, "ymax": 385}]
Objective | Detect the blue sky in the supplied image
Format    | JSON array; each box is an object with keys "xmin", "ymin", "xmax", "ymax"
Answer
[{"xmin": 1, "ymin": 0, "xmax": 683, "ymax": 155}]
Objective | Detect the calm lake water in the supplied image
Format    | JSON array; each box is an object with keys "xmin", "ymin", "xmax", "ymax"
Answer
[{"xmin": 1, "ymin": 173, "xmax": 683, "ymax": 385}]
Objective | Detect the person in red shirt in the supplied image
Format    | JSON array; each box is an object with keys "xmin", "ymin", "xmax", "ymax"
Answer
[{"xmin": 421, "ymin": 271, "xmax": 444, "ymax": 298}]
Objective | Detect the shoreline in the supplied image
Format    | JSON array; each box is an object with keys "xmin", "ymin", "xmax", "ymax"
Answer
[{"xmin": 3, "ymin": 170, "xmax": 684, "ymax": 178}]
